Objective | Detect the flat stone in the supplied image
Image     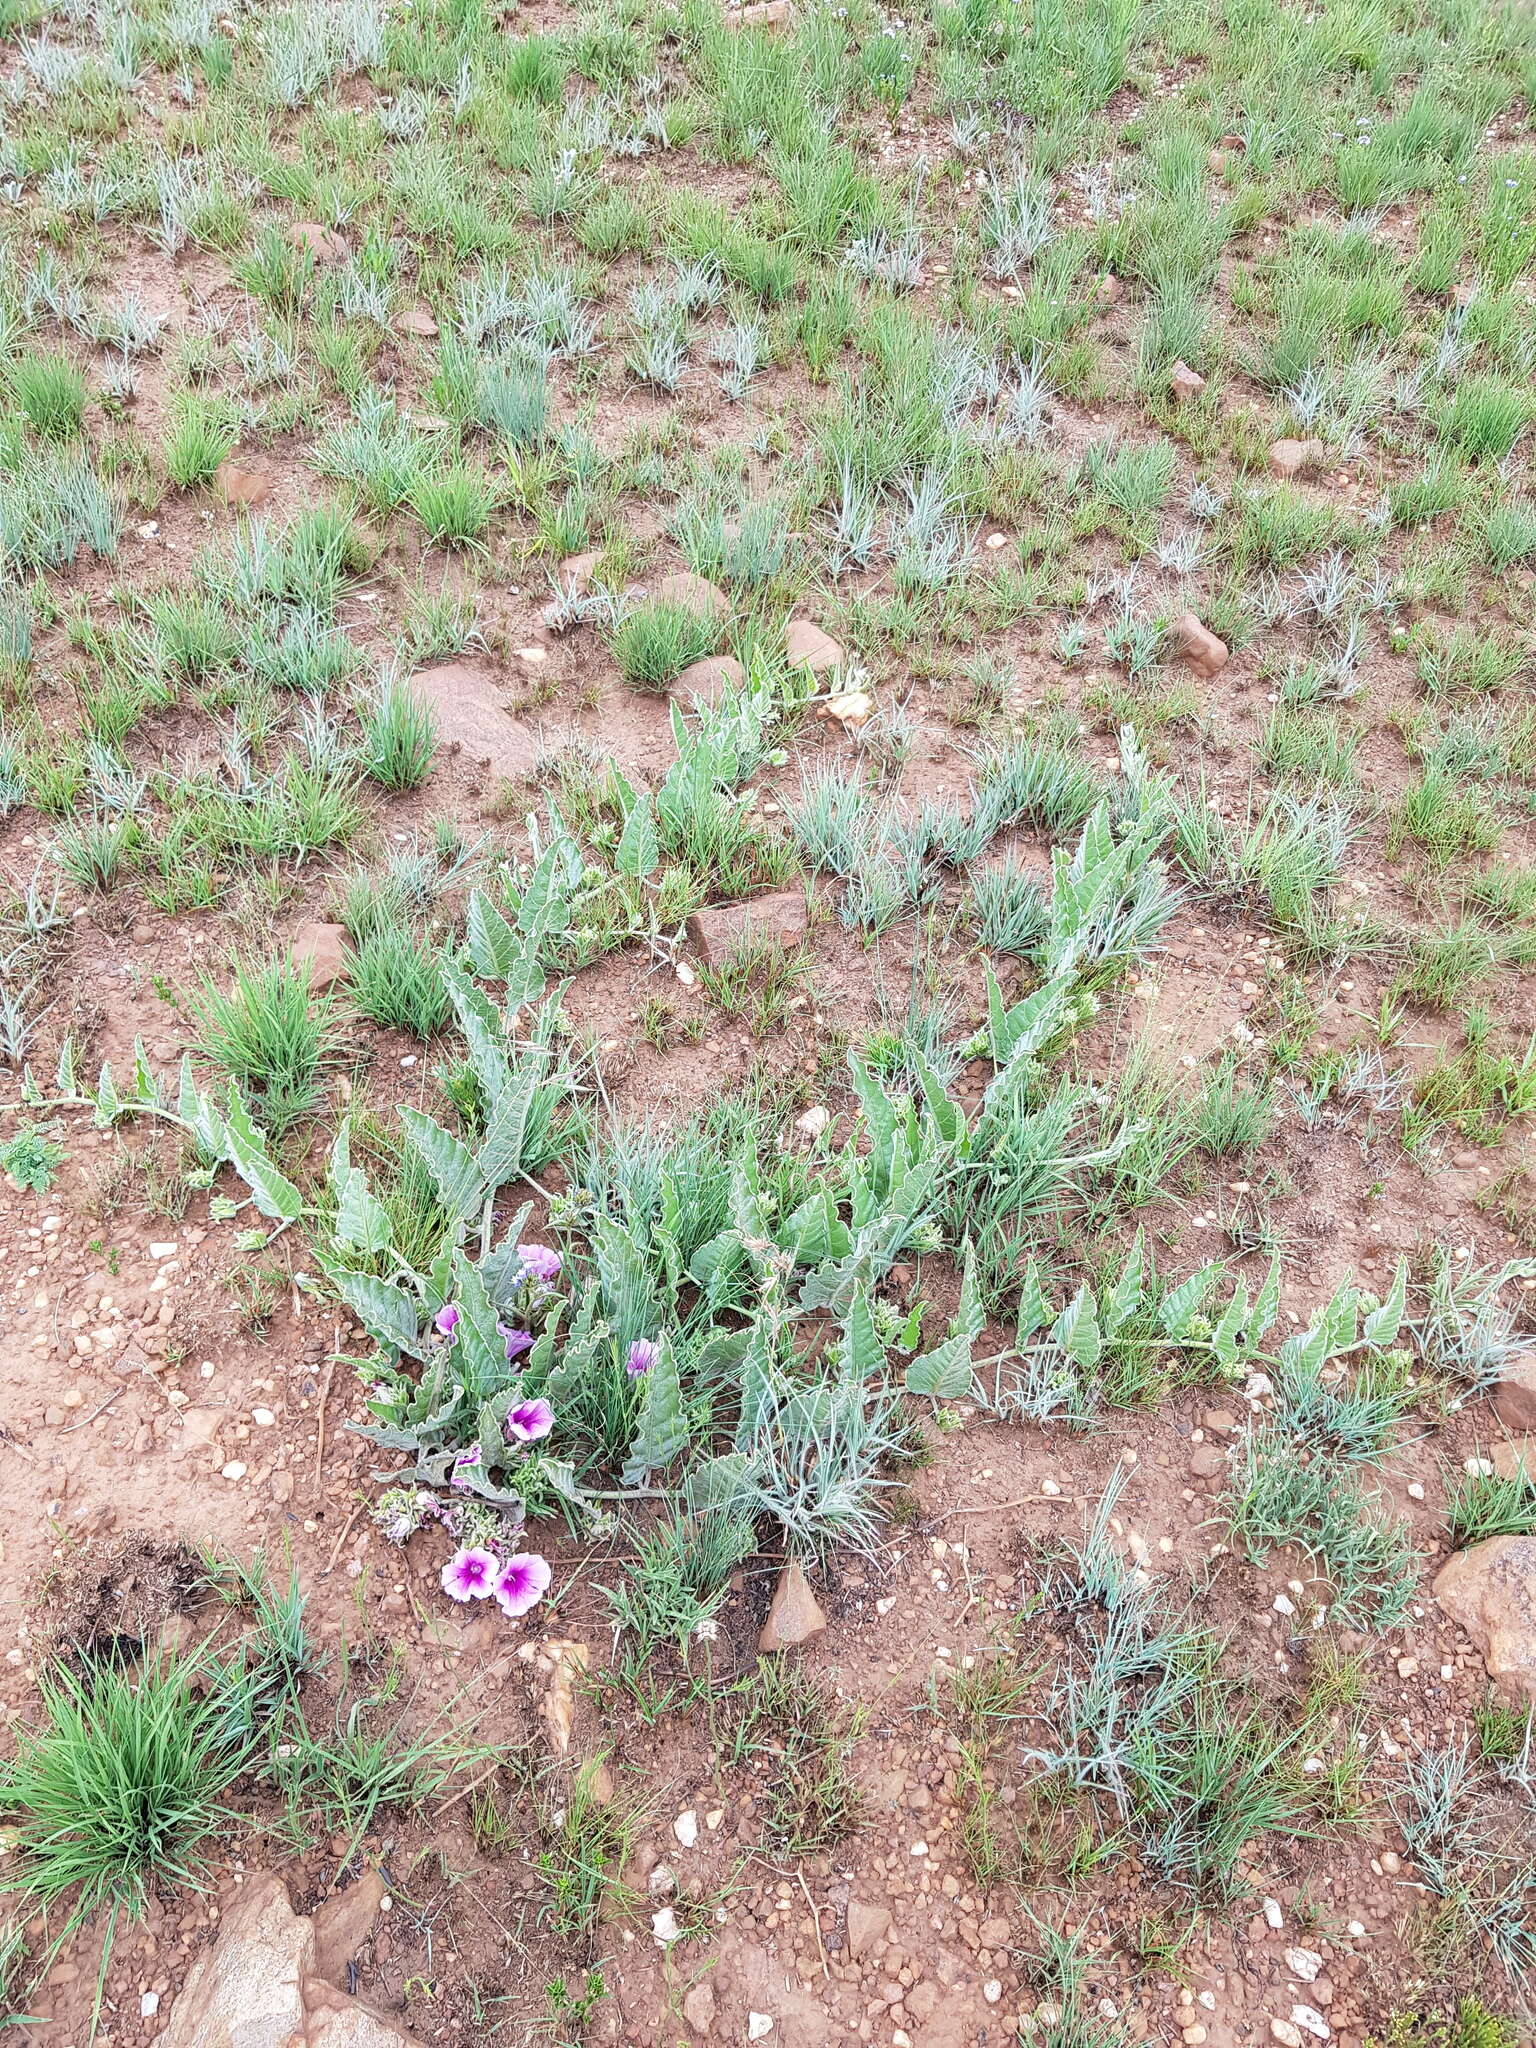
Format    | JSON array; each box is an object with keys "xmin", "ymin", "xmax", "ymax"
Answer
[
  {"xmin": 759, "ymin": 1559, "xmax": 827, "ymax": 1650},
  {"xmin": 304, "ymin": 1978, "xmax": 422, "ymax": 2046},
  {"xmin": 846, "ymin": 1898, "xmax": 891, "ymax": 1958},
  {"xmin": 1492, "ymin": 1437, "xmax": 1536, "ymax": 1484},
  {"xmin": 213, "ymin": 459, "xmax": 271, "ymax": 507},
  {"xmin": 291, "ymin": 920, "xmax": 349, "ymax": 989},
  {"xmin": 1267, "ymin": 437, "xmax": 1329, "ymax": 480},
  {"xmin": 1189, "ymin": 1445, "xmax": 1227, "ymax": 1478},
  {"xmin": 655, "ymin": 569, "xmax": 728, "ymax": 621},
  {"xmin": 156, "ymin": 1872, "xmax": 310, "ymax": 2048},
  {"xmin": 728, "ymin": 0, "xmax": 790, "ymax": 22},
  {"xmin": 686, "ymin": 890, "xmax": 809, "ymax": 966},
  {"xmin": 1170, "ymin": 361, "xmax": 1205, "ymax": 401},
  {"xmin": 1493, "ymin": 1352, "xmax": 1536, "ymax": 1431},
  {"xmin": 1433, "ymin": 1535, "xmax": 1536, "ymax": 1701},
  {"xmin": 672, "ymin": 654, "xmax": 746, "ymax": 706},
  {"xmin": 312, "ymin": 1872, "xmax": 388, "ymax": 1987},
  {"xmin": 409, "ymin": 661, "xmax": 540, "ymax": 783},
  {"xmin": 1174, "ymin": 612, "xmax": 1229, "ymax": 678},
  {"xmin": 785, "ymin": 617, "xmax": 844, "ymax": 677},
  {"xmin": 393, "ymin": 307, "xmax": 438, "ymax": 337},
  {"xmin": 556, "ymin": 549, "xmax": 604, "ymax": 594},
  {"xmin": 286, "ymin": 221, "xmax": 349, "ymax": 262},
  {"xmin": 682, "ymin": 1980, "xmax": 717, "ymax": 2032}
]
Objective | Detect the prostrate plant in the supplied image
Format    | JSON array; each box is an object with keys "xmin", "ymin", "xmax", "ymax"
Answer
[
  {"xmin": 1018, "ymin": 1475, "xmax": 1337, "ymax": 1898},
  {"xmin": 1222, "ymin": 1269, "xmax": 1423, "ymax": 1629}
]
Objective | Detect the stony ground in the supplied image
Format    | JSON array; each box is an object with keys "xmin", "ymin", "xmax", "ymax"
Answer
[{"xmin": 3, "ymin": 0, "xmax": 1536, "ymax": 2043}]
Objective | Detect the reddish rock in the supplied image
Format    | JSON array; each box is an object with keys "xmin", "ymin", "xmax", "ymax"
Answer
[
  {"xmin": 214, "ymin": 459, "xmax": 271, "ymax": 507},
  {"xmin": 1434, "ymin": 1536, "xmax": 1536, "ymax": 1702},
  {"xmin": 312, "ymin": 1873, "xmax": 388, "ymax": 1987},
  {"xmin": 682, "ymin": 1983, "xmax": 717, "ymax": 2033},
  {"xmin": 729, "ymin": 0, "xmax": 790, "ymax": 21},
  {"xmin": 1492, "ymin": 1437, "xmax": 1536, "ymax": 1484},
  {"xmin": 785, "ymin": 617, "xmax": 844, "ymax": 677},
  {"xmin": 1174, "ymin": 612, "xmax": 1229, "ymax": 678},
  {"xmin": 291, "ymin": 921, "xmax": 349, "ymax": 988},
  {"xmin": 1493, "ymin": 1351, "xmax": 1536, "ymax": 1431},
  {"xmin": 686, "ymin": 890, "xmax": 808, "ymax": 965},
  {"xmin": 1170, "ymin": 360, "xmax": 1206, "ymax": 402},
  {"xmin": 655, "ymin": 569, "xmax": 728, "ymax": 621},
  {"xmin": 410, "ymin": 661, "xmax": 539, "ymax": 781},
  {"xmin": 672, "ymin": 654, "xmax": 746, "ymax": 705},
  {"xmin": 847, "ymin": 1898, "xmax": 892, "ymax": 1957},
  {"xmin": 557, "ymin": 549, "xmax": 604, "ymax": 594},
  {"xmin": 759, "ymin": 1559, "xmax": 827, "ymax": 1649},
  {"xmin": 1268, "ymin": 436, "xmax": 1329, "ymax": 480},
  {"xmin": 286, "ymin": 221, "xmax": 349, "ymax": 262},
  {"xmin": 393, "ymin": 306, "xmax": 438, "ymax": 337}
]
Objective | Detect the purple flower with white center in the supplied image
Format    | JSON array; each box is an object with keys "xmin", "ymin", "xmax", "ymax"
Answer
[
  {"xmin": 497, "ymin": 1322, "xmax": 534, "ymax": 1362},
  {"xmin": 625, "ymin": 1337, "xmax": 660, "ymax": 1378},
  {"xmin": 449, "ymin": 1445, "xmax": 481, "ymax": 1489},
  {"xmin": 517, "ymin": 1243, "xmax": 562, "ymax": 1284},
  {"xmin": 504, "ymin": 1397, "xmax": 555, "ymax": 1445},
  {"xmin": 441, "ymin": 1546, "xmax": 497, "ymax": 1601},
  {"xmin": 434, "ymin": 1303, "xmax": 460, "ymax": 1338},
  {"xmin": 492, "ymin": 1552, "xmax": 552, "ymax": 1618}
]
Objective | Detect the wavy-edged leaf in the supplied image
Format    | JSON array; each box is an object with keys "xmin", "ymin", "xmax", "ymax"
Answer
[
  {"xmin": 465, "ymin": 888, "xmax": 521, "ymax": 979},
  {"xmin": 1160, "ymin": 1260, "xmax": 1218, "ymax": 1340},
  {"xmin": 223, "ymin": 1088, "xmax": 303, "ymax": 1222},
  {"xmin": 399, "ymin": 1106, "xmax": 485, "ymax": 1223},
  {"xmin": 616, "ymin": 793, "xmax": 659, "ymax": 879},
  {"xmin": 331, "ymin": 1267, "xmax": 423, "ymax": 1358},
  {"xmin": 1363, "ymin": 1258, "xmax": 1408, "ymax": 1348},
  {"xmin": 1101, "ymin": 1225, "xmax": 1146, "ymax": 1336},
  {"xmin": 1052, "ymin": 1285, "xmax": 1101, "ymax": 1372}
]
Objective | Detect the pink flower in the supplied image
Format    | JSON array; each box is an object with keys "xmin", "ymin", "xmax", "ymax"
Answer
[
  {"xmin": 505, "ymin": 1397, "xmax": 554, "ymax": 1444},
  {"xmin": 449, "ymin": 1445, "xmax": 481, "ymax": 1489},
  {"xmin": 492, "ymin": 1552, "xmax": 551, "ymax": 1618},
  {"xmin": 625, "ymin": 1337, "xmax": 659, "ymax": 1378},
  {"xmin": 434, "ymin": 1303, "xmax": 460, "ymax": 1337},
  {"xmin": 517, "ymin": 1243, "xmax": 562, "ymax": 1284},
  {"xmin": 441, "ymin": 1546, "xmax": 497, "ymax": 1601},
  {"xmin": 497, "ymin": 1322, "xmax": 534, "ymax": 1362}
]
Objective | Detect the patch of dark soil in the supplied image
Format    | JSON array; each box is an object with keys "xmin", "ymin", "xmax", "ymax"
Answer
[{"xmin": 46, "ymin": 1532, "xmax": 204, "ymax": 1665}]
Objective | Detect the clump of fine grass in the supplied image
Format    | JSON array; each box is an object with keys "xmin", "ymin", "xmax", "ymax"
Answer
[
  {"xmin": 192, "ymin": 955, "xmax": 342, "ymax": 1133},
  {"xmin": 4, "ymin": 351, "xmax": 87, "ymax": 440},
  {"xmin": 609, "ymin": 598, "xmax": 718, "ymax": 690},
  {"xmin": 0, "ymin": 1643, "xmax": 264, "ymax": 1931}
]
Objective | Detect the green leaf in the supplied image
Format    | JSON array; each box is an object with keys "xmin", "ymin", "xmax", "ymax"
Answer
[
  {"xmin": 985, "ymin": 969, "xmax": 1076, "ymax": 1068},
  {"xmin": 1209, "ymin": 1284, "xmax": 1251, "ymax": 1371},
  {"xmin": 91, "ymin": 1062, "xmax": 121, "ymax": 1126},
  {"xmin": 1016, "ymin": 1259, "xmax": 1053, "ymax": 1341},
  {"xmin": 905, "ymin": 1244, "xmax": 983, "ymax": 1399},
  {"xmin": 1052, "ymin": 1286, "xmax": 1101, "ymax": 1372},
  {"xmin": 621, "ymin": 1337, "xmax": 688, "ymax": 1486},
  {"xmin": 399, "ymin": 1107, "xmax": 486, "ymax": 1223},
  {"xmin": 1100, "ymin": 1225, "xmax": 1146, "ymax": 1336},
  {"xmin": 331, "ymin": 1268, "xmax": 422, "ymax": 1357},
  {"xmin": 222, "ymin": 1088, "xmax": 303, "ymax": 1223},
  {"xmin": 329, "ymin": 1126, "xmax": 393, "ymax": 1256},
  {"xmin": 1247, "ymin": 1253, "xmax": 1283, "ymax": 1344},
  {"xmin": 465, "ymin": 888, "xmax": 521, "ymax": 979},
  {"xmin": 1363, "ymin": 1259, "xmax": 1408, "ymax": 1347},
  {"xmin": 839, "ymin": 1287, "xmax": 887, "ymax": 1382},
  {"xmin": 1160, "ymin": 1261, "xmax": 1218, "ymax": 1340},
  {"xmin": 616, "ymin": 794, "xmax": 659, "ymax": 879}
]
